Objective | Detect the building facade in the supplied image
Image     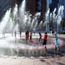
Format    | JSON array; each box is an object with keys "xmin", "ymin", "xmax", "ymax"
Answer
[
  {"xmin": 0, "ymin": 0, "xmax": 47, "ymax": 21},
  {"xmin": 26, "ymin": 0, "xmax": 47, "ymax": 20},
  {"xmin": 26, "ymin": 0, "xmax": 36, "ymax": 15},
  {"xmin": 49, "ymin": 0, "xmax": 59, "ymax": 12},
  {"xmin": 0, "ymin": 0, "xmax": 11, "ymax": 20}
]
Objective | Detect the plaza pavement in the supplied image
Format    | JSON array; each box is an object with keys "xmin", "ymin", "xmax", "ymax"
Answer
[
  {"xmin": 0, "ymin": 55, "xmax": 65, "ymax": 65},
  {"xmin": 0, "ymin": 33, "xmax": 65, "ymax": 65}
]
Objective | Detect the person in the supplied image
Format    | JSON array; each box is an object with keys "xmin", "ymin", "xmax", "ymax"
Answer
[
  {"xmin": 30, "ymin": 32, "xmax": 32, "ymax": 42},
  {"xmin": 19, "ymin": 30, "xmax": 21, "ymax": 38},
  {"xmin": 14, "ymin": 31, "xmax": 16, "ymax": 38},
  {"xmin": 54, "ymin": 32, "xmax": 59, "ymax": 54},
  {"xmin": 33, "ymin": 28, "xmax": 35, "ymax": 35},
  {"xmin": 39, "ymin": 32, "xmax": 42, "ymax": 42},
  {"xmin": 25, "ymin": 31, "xmax": 29, "ymax": 43},
  {"xmin": 14, "ymin": 31, "xmax": 17, "ymax": 43},
  {"xmin": 42, "ymin": 32, "xmax": 48, "ymax": 52}
]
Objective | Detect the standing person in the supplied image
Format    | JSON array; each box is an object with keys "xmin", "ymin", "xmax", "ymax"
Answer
[
  {"xmin": 33, "ymin": 28, "xmax": 35, "ymax": 35},
  {"xmin": 54, "ymin": 32, "xmax": 59, "ymax": 55},
  {"xmin": 19, "ymin": 30, "xmax": 21, "ymax": 39},
  {"xmin": 30, "ymin": 32, "xmax": 32, "ymax": 42},
  {"xmin": 42, "ymin": 32, "xmax": 48, "ymax": 52},
  {"xmin": 39, "ymin": 32, "xmax": 42, "ymax": 42},
  {"xmin": 25, "ymin": 31, "xmax": 29, "ymax": 43},
  {"xmin": 14, "ymin": 30, "xmax": 17, "ymax": 43},
  {"xmin": 14, "ymin": 31, "xmax": 16, "ymax": 39}
]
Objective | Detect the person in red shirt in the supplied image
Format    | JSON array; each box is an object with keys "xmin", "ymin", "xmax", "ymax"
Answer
[{"xmin": 42, "ymin": 32, "xmax": 48, "ymax": 51}]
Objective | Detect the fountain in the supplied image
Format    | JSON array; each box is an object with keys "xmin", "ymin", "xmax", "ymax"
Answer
[
  {"xmin": 44, "ymin": 9, "xmax": 50, "ymax": 32},
  {"xmin": 0, "ymin": 0, "xmax": 64, "ymax": 34},
  {"xmin": 44, "ymin": 5, "xmax": 64, "ymax": 32},
  {"xmin": 57, "ymin": 5, "xmax": 64, "ymax": 32},
  {"xmin": 0, "ymin": 9, "xmax": 11, "ymax": 33},
  {"xmin": 0, "ymin": 0, "xmax": 65, "ymax": 57}
]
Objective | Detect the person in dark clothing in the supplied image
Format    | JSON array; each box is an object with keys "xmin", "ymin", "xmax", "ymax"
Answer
[
  {"xmin": 25, "ymin": 31, "xmax": 29, "ymax": 43},
  {"xmin": 14, "ymin": 31, "xmax": 17, "ymax": 43},
  {"xmin": 14, "ymin": 31, "xmax": 16, "ymax": 39},
  {"xmin": 19, "ymin": 30, "xmax": 21, "ymax": 38},
  {"xmin": 39, "ymin": 32, "xmax": 42, "ymax": 42},
  {"xmin": 30, "ymin": 32, "xmax": 32, "ymax": 42}
]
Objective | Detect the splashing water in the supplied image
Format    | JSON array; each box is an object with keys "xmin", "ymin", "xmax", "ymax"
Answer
[
  {"xmin": 0, "ymin": 0, "xmax": 64, "ymax": 33},
  {"xmin": 0, "ymin": 0, "xmax": 65, "ymax": 57},
  {"xmin": 44, "ymin": 5, "xmax": 64, "ymax": 32},
  {"xmin": 0, "ymin": 9, "xmax": 11, "ymax": 33}
]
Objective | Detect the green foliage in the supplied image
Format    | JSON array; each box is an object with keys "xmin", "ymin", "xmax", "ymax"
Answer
[{"xmin": 59, "ymin": 32, "xmax": 65, "ymax": 34}]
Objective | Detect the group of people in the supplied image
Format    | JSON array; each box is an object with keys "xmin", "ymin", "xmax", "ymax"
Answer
[
  {"xmin": 40, "ymin": 31, "xmax": 59, "ymax": 53},
  {"xmin": 25, "ymin": 31, "xmax": 48, "ymax": 50},
  {"xmin": 25, "ymin": 31, "xmax": 59, "ymax": 52},
  {"xmin": 14, "ymin": 30, "xmax": 59, "ymax": 52},
  {"xmin": 25, "ymin": 31, "xmax": 32, "ymax": 43}
]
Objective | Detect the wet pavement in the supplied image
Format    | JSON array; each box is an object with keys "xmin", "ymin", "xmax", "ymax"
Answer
[
  {"xmin": 0, "ymin": 33, "xmax": 65, "ymax": 65},
  {"xmin": 0, "ymin": 55, "xmax": 65, "ymax": 65}
]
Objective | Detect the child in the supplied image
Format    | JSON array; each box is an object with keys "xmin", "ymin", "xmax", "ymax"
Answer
[
  {"xmin": 19, "ymin": 30, "xmax": 21, "ymax": 38},
  {"xmin": 39, "ymin": 32, "xmax": 42, "ymax": 42},
  {"xmin": 14, "ymin": 31, "xmax": 16, "ymax": 38},
  {"xmin": 25, "ymin": 31, "xmax": 29, "ymax": 43},
  {"xmin": 30, "ymin": 32, "xmax": 32, "ymax": 42},
  {"xmin": 42, "ymin": 32, "xmax": 48, "ymax": 51},
  {"xmin": 54, "ymin": 32, "xmax": 59, "ymax": 54}
]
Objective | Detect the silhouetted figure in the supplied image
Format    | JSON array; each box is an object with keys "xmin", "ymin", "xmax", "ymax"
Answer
[
  {"xmin": 39, "ymin": 32, "xmax": 42, "ymax": 42},
  {"xmin": 19, "ymin": 30, "xmax": 21, "ymax": 38},
  {"xmin": 52, "ymin": 31, "xmax": 54, "ymax": 34},
  {"xmin": 42, "ymin": 32, "xmax": 48, "ymax": 52},
  {"xmin": 25, "ymin": 31, "xmax": 29, "ymax": 43},
  {"xmin": 14, "ymin": 31, "xmax": 16, "ymax": 39},
  {"xmin": 30, "ymin": 32, "xmax": 32, "ymax": 42},
  {"xmin": 33, "ymin": 28, "xmax": 35, "ymax": 35}
]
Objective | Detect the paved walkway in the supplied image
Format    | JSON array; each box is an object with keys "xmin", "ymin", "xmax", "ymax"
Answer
[
  {"xmin": 0, "ymin": 55, "xmax": 65, "ymax": 65},
  {"xmin": 0, "ymin": 33, "xmax": 64, "ymax": 54},
  {"xmin": 0, "ymin": 33, "xmax": 65, "ymax": 65}
]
